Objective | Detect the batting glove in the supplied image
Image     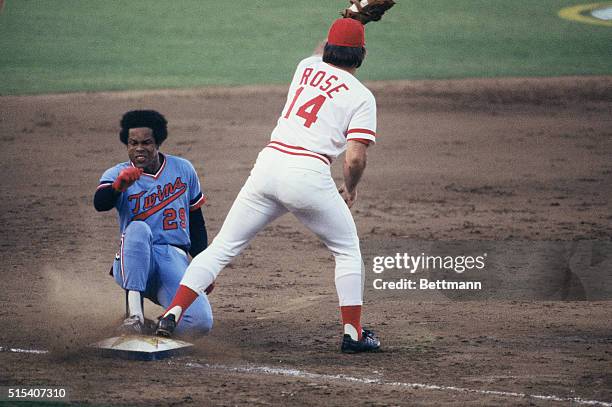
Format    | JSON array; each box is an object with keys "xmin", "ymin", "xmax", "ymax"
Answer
[{"xmin": 112, "ymin": 167, "xmax": 143, "ymax": 192}]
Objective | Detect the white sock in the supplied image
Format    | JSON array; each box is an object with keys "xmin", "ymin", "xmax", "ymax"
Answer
[
  {"xmin": 163, "ymin": 305, "xmax": 183, "ymax": 321},
  {"xmin": 127, "ymin": 291, "xmax": 144, "ymax": 323},
  {"xmin": 344, "ymin": 323, "xmax": 359, "ymax": 341}
]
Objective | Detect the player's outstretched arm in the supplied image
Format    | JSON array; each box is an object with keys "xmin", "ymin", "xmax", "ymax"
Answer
[
  {"xmin": 339, "ymin": 140, "xmax": 369, "ymax": 208},
  {"xmin": 93, "ymin": 167, "xmax": 143, "ymax": 211}
]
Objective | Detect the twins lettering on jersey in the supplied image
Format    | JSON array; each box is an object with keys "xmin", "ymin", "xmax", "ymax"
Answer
[
  {"xmin": 128, "ymin": 177, "xmax": 187, "ymax": 224},
  {"xmin": 100, "ymin": 155, "xmax": 201, "ymax": 248}
]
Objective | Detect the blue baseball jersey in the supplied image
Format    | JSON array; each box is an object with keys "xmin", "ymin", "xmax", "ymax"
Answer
[{"xmin": 98, "ymin": 154, "xmax": 205, "ymax": 249}]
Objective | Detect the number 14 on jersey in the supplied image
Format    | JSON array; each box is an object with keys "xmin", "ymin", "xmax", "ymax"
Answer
[{"xmin": 283, "ymin": 87, "xmax": 327, "ymax": 128}]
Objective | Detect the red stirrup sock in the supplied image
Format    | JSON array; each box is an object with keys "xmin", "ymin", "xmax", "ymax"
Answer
[
  {"xmin": 162, "ymin": 285, "xmax": 198, "ymax": 322},
  {"xmin": 341, "ymin": 305, "xmax": 362, "ymax": 341}
]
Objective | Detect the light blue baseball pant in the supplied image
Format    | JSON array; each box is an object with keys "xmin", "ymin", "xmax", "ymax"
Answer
[{"xmin": 113, "ymin": 221, "xmax": 213, "ymax": 335}]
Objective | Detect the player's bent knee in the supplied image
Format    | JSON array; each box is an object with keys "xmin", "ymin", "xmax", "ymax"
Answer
[
  {"xmin": 121, "ymin": 221, "xmax": 153, "ymax": 258},
  {"xmin": 176, "ymin": 312, "xmax": 213, "ymax": 336},
  {"xmin": 124, "ymin": 220, "xmax": 152, "ymax": 238},
  {"xmin": 175, "ymin": 296, "xmax": 214, "ymax": 336},
  {"xmin": 193, "ymin": 314, "xmax": 214, "ymax": 335}
]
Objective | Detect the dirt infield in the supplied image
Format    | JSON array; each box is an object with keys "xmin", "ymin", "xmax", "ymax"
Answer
[{"xmin": 1, "ymin": 77, "xmax": 611, "ymax": 406}]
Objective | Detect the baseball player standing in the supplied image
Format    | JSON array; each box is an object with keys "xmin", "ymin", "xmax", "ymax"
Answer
[
  {"xmin": 94, "ymin": 110, "xmax": 213, "ymax": 335},
  {"xmin": 157, "ymin": 18, "xmax": 380, "ymax": 353}
]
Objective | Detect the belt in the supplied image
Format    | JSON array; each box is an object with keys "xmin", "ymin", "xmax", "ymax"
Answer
[{"xmin": 265, "ymin": 141, "xmax": 332, "ymax": 165}]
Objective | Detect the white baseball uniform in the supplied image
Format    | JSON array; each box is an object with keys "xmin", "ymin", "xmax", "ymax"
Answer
[{"xmin": 181, "ymin": 55, "xmax": 377, "ymax": 306}]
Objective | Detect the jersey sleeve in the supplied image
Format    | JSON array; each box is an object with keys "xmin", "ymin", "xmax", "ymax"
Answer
[
  {"xmin": 346, "ymin": 93, "xmax": 377, "ymax": 145},
  {"xmin": 99, "ymin": 165, "xmax": 122, "ymax": 187},
  {"xmin": 93, "ymin": 184, "xmax": 119, "ymax": 211},
  {"xmin": 185, "ymin": 161, "xmax": 206, "ymax": 212},
  {"xmin": 96, "ymin": 164, "xmax": 125, "ymax": 210}
]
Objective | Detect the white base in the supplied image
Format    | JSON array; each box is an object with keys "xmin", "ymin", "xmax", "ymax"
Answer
[
  {"xmin": 90, "ymin": 335, "xmax": 193, "ymax": 361},
  {"xmin": 592, "ymin": 7, "xmax": 612, "ymax": 21}
]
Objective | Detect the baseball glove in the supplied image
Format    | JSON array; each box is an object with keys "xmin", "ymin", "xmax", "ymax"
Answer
[{"xmin": 341, "ymin": 0, "xmax": 396, "ymax": 24}]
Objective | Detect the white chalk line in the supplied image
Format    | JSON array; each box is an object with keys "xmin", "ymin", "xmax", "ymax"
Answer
[
  {"xmin": 2, "ymin": 345, "xmax": 610, "ymax": 406},
  {"xmin": 185, "ymin": 362, "xmax": 612, "ymax": 407},
  {"xmin": 0, "ymin": 346, "xmax": 49, "ymax": 354}
]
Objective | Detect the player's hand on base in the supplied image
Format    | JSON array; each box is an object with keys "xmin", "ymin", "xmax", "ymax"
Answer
[
  {"xmin": 338, "ymin": 183, "xmax": 357, "ymax": 208},
  {"xmin": 112, "ymin": 167, "xmax": 143, "ymax": 192}
]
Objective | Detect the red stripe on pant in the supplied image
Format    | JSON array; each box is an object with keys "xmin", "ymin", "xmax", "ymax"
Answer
[{"xmin": 266, "ymin": 142, "xmax": 331, "ymax": 165}]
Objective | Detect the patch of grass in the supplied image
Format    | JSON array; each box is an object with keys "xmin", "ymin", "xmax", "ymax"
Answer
[{"xmin": 0, "ymin": 0, "xmax": 610, "ymax": 94}]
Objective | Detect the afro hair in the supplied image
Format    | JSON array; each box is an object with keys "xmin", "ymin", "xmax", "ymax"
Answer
[{"xmin": 119, "ymin": 110, "xmax": 168, "ymax": 146}]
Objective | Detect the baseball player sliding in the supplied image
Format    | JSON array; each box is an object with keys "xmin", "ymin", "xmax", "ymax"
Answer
[
  {"xmin": 157, "ymin": 12, "xmax": 393, "ymax": 352},
  {"xmin": 94, "ymin": 110, "xmax": 213, "ymax": 335}
]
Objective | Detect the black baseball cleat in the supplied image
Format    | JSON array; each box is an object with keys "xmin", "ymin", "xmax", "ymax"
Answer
[
  {"xmin": 155, "ymin": 314, "xmax": 176, "ymax": 337},
  {"xmin": 341, "ymin": 328, "xmax": 381, "ymax": 354}
]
